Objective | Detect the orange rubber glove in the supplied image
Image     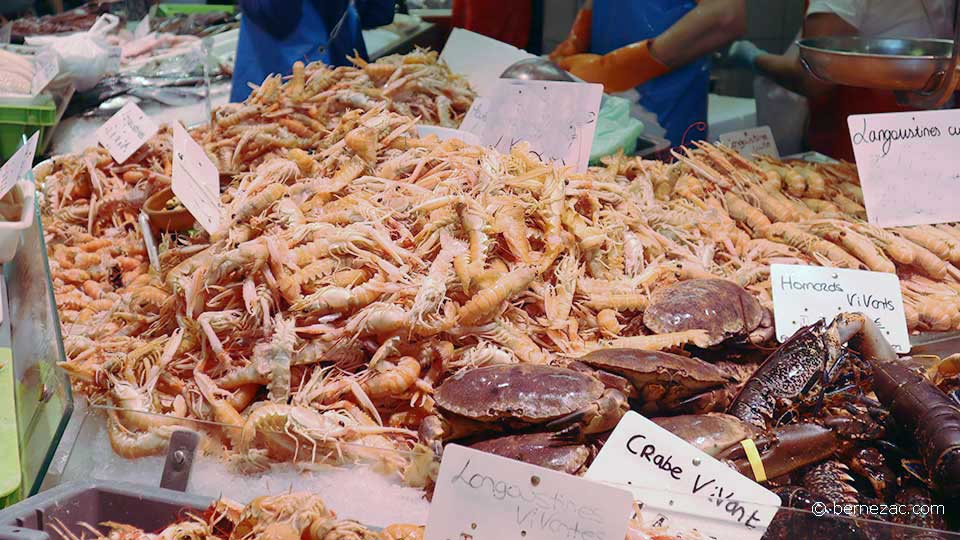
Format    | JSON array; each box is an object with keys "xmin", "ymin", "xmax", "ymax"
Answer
[
  {"xmin": 557, "ymin": 40, "xmax": 670, "ymax": 93},
  {"xmin": 549, "ymin": 8, "xmax": 592, "ymax": 62}
]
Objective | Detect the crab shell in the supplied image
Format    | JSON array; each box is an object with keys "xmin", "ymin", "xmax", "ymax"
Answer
[
  {"xmin": 434, "ymin": 364, "xmax": 604, "ymax": 423},
  {"xmin": 643, "ymin": 278, "xmax": 763, "ymax": 346},
  {"xmin": 579, "ymin": 349, "xmax": 734, "ymax": 397},
  {"xmin": 652, "ymin": 413, "xmax": 755, "ymax": 457},
  {"xmin": 470, "ymin": 432, "xmax": 591, "ymax": 475}
]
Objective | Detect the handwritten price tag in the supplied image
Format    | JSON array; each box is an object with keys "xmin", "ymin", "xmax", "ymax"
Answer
[
  {"xmin": 718, "ymin": 126, "xmax": 779, "ymax": 158},
  {"xmin": 96, "ymin": 102, "xmax": 159, "ymax": 164},
  {"xmin": 31, "ymin": 50, "xmax": 59, "ymax": 95},
  {"xmin": 0, "ymin": 132, "xmax": 39, "ymax": 200},
  {"xmin": 460, "ymin": 79, "xmax": 603, "ymax": 173},
  {"xmin": 848, "ymin": 109, "xmax": 960, "ymax": 227},
  {"xmin": 171, "ymin": 122, "xmax": 221, "ymax": 233},
  {"xmin": 425, "ymin": 444, "xmax": 633, "ymax": 540},
  {"xmin": 586, "ymin": 412, "xmax": 781, "ymax": 540},
  {"xmin": 770, "ymin": 264, "xmax": 910, "ymax": 352}
]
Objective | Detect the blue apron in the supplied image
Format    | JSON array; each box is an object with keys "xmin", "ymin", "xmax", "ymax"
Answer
[
  {"xmin": 592, "ymin": 0, "xmax": 709, "ymax": 146},
  {"xmin": 230, "ymin": 1, "xmax": 367, "ymax": 103}
]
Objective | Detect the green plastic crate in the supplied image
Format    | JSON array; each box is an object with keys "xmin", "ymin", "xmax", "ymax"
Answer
[
  {"xmin": 0, "ymin": 94, "xmax": 56, "ymax": 163},
  {"xmin": 155, "ymin": 4, "xmax": 236, "ymax": 16}
]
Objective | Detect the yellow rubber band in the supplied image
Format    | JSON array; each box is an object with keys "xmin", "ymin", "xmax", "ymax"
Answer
[{"xmin": 740, "ymin": 438, "xmax": 766, "ymax": 483}]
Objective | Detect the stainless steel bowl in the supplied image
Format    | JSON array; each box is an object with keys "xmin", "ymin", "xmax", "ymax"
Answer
[
  {"xmin": 500, "ymin": 58, "xmax": 575, "ymax": 82},
  {"xmin": 798, "ymin": 37, "xmax": 957, "ymax": 91}
]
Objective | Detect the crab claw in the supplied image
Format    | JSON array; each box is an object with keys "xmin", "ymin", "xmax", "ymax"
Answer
[
  {"xmin": 418, "ymin": 414, "xmax": 446, "ymax": 457},
  {"xmin": 747, "ymin": 307, "xmax": 775, "ymax": 345},
  {"xmin": 545, "ymin": 388, "xmax": 628, "ymax": 442}
]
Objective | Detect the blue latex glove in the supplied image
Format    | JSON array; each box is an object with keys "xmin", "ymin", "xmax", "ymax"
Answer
[{"xmin": 728, "ymin": 40, "xmax": 766, "ymax": 71}]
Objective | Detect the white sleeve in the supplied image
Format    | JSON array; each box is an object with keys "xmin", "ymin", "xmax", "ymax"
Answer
[{"xmin": 805, "ymin": 0, "xmax": 865, "ymax": 31}]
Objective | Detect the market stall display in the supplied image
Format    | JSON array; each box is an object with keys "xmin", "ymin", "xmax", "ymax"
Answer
[
  {"xmin": 30, "ymin": 49, "xmax": 960, "ymax": 527},
  {"xmin": 1, "ymin": 21, "xmax": 957, "ymax": 536}
]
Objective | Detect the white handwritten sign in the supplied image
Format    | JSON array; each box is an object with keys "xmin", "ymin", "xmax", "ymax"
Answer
[
  {"xmin": 425, "ymin": 444, "xmax": 633, "ymax": 540},
  {"xmin": 718, "ymin": 126, "xmax": 779, "ymax": 158},
  {"xmin": 770, "ymin": 264, "xmax": 910, "ymax": 352},
  {"xmin": 171, "ymin": 122, "xmax": 221, "ymax": 233},
  {"xmin": 586, "ymin": 412, "xmax": 781, "ymax": 540},
  {"xmin": 0, "ymin": 132, "xmax": 39, "ymax": 200},
  {"xmin": 30, "ymin": 50, "xmax": 59, "ymax": 95},
  {"xmin": 848, "ymin": 109, "xmax": 960, "ymax": 227},
  {"xmin": 439, "ymin": 28, "xmax": 534, "ymax": 97},
  {"xmin": 97, "ymin": 102, "xmax": 159, "ymax": 164},
  {"xmin": 460, "ymin": 79, "xmax": 602, "ymax": 173}
]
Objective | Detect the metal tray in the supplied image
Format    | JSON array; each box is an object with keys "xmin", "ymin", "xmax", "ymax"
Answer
[
  {"xmin": 0, "ymin": 480, "xmax": 212, "ymax": 540},
  {"xmin": 798, "ymin": 37, "xmax": 956, "ymax": 91}
]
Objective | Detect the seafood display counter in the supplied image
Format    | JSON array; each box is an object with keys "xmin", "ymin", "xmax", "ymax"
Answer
[{"xmin": 6, "ymin": 39, "xmax": 960, "ymax": 540}]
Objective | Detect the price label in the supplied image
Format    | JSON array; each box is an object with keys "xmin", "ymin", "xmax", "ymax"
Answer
[
  {"xmin": 848, "ymin": 109, "xmax": 960, "ymax": 227},
  {"xmin": 0, "ymin": 132, "xmax": 39, "ymax": 200},
  {"xmin": 586, "ymin": 412, "xmax": 781, "ymax": 540},
  {"xmin": 30, "ymin": 50, "xmax": 59, "ymax": 95},
  {"xmin": 171, "ymin": 122, "xmax": 221, "ymax": 233},
  {"xmin": 425, "ymin": 444, "xmax": 633, "ymax": 540},
  {"xmin": 718, "ymin": 126, "xmax": 779, "ymax": 159},
  {"xmin": 96, "ymin": 102, "xmax": 159, "ymax": 164},
  {"xmin": 460, "ymin": 79, "xmax": 603, "ymax": 173},
  {"xmin": 770, "ymin": 264, "xmax": 910, "ymax": 352},
  {"xmin": 134, "ymin": 14, "xmax": 151, "ymax": 40}
]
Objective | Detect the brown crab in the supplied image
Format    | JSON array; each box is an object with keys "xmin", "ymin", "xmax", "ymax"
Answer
[
  {"xmin": 652, "ymin": 413, "xmax": 757, "ymax": 457},
  {"xmin": 470, "ymin": 432, "xmax": 593, "ymax": 475},
  {"xmin": 642, "ymin": 278, "xmax": 774, "ymax": 348},
  {"xmin": 418, "ymin": 364, "xmax": 628, "ymax": 452},
  {"xmin": 576, "ymin": 348, "xmax": 736, "ymax": 414}
]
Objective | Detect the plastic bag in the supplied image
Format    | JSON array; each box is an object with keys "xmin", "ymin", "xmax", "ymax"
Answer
[
  {"xmin": 25, "ymin": 14, "xmax": 119, "ymax": 92},
  {"xmin": 590, "ymin": 94, "xmax": 646, "ymax": 163},
  {"xmin": 754, "ymin": 38, "xmax": 808, "ymax": 156},
  {"xmin": 613, "ymin": 88, "xmax": 667, "ymax": 139},
  {"xmin": 754, "ymin": 75, "xmax": 808, "ymax": 156}
]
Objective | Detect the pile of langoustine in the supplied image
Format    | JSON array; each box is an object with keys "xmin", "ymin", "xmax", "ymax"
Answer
[
  {"xmin": 664, "ymin": 144, "xmax": 960, "ymax": 332},
  {"xmin": 203, "ymin": 48, "xmax": 474, "ymax": 173},
  {"xmin": 38, "ymin": 49, "xmax": 960, "ymax": 535}
]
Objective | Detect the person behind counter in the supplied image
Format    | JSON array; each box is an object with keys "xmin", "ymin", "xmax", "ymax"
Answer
[
  {"xmin": 727, "ymin": 0, "xmax": 955, "ymax": 161},
  {"xmin": 550, "ymin": 0, "xmax": 747, "ymax": 147},
  {"xmin": 230, "ymin": 0, "xmax": 395, "ymax": 102}
]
